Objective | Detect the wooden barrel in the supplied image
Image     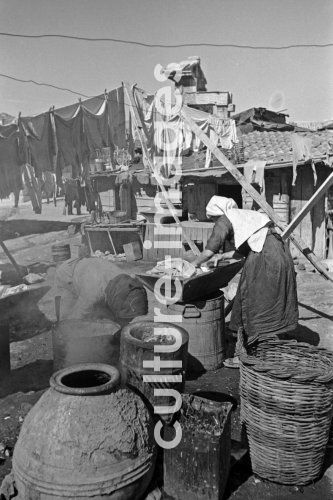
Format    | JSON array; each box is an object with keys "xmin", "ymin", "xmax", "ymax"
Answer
[
  {"xmin": 120, "ymin": 321, "xmax": 189, "ymax": 420},
  {"xmin": 0, "ymin": 323, "xmax": 10, "ymax": 379},
  {"xmin": 166, "ymin": 292, "xmax": 225, "ymax": 373},
  {"xmin": 51, "ymin": 243, "xmax": 71, "ymax": 263},
  {"xmin": 52, "ymin": 319, "xmax": 121, "ymax": 372},
  {"xmin": 273, "ymin": 194, "xmax": 290, "ymax": 224}
]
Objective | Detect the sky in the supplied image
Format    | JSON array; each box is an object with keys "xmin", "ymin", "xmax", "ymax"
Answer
[{"xmin": 0, "ymin": 0, "xmax": 332, "ymax": 121}]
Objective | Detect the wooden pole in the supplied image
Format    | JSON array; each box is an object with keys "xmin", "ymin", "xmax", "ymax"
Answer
[
  {"xmin": 282, "ymin": 171, "xmax": 333, "ymax": 240},
  {"xmin": 123, "ymin": 83, "xmax": 200, "ymax": 256},
  {"xmin": 181, "ymin": 106, "xmax": 333, "ymax": 282},
  {"xmin": 0, "ymin": 240, "xmax": 25, "ymax": 279}
]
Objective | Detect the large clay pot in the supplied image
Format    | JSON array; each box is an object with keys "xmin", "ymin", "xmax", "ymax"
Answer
[
  {"xmin": 120, "ymin": 321, "xmax": 189, "ymax": 419},
  {"xmin": 13, "ymin": 364, "xmax": 156, "ymax": 499}
]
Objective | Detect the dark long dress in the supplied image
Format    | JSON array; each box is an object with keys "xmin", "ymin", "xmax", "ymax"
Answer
[{"xmin": 206, "ymin": 215, "xmax": 298, "ymax": 338}]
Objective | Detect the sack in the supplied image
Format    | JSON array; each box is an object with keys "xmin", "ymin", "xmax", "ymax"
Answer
[{"xmin": 105, "ymin": 274, "xmax": 148, "ymax": 321}]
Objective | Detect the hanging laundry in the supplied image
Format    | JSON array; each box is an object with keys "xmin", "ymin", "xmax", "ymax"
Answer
[
  {"xmin": 108, "ymin": 87, "xmax": 126, "ymax": 149},
  {"xmin": 153, "ymin": 111, "xmax": 183, "ymax": 179},
  {"xmin": 54, "ymin": 108, "xmax": 87, "ymax": 178},
  {"xmin": 204, "ymin": 117, "xmax": 238, "ymax": 168},
  {"xmin": 243, "ymin": 159, "xmax": 266, "ymax": 191},
  {"xmin": 82, "ymin": 100, "xmax": 109, "ymax": 152},
  {"xmin": 23, "ymin": 164, "xmax": 42, "ymax": 213},
  {"xmin": 242, "ymin": 159, "xmax": 266, "ymax": 209},
  {"xmin": 19, "ymin": 113, "xmax": 55, "ymax": 177},
  {"xmin": 133, "ymin": 87, "xmax": 155, "ymax": 151},
  {"xmin": 0, "ymin": 125, "xmax": 23, "ymax": 199},
  {"xmin": 54, "ymin": 102, "xmax": 80, "ymax": 120},
  {"xmin": 209, "ymin": 116, "xmax": 238, "ymax": 149},
  {"xmin": 80, "ymin": 94, "xmax": 105, "ymax": 114},
  {"xmin": 128, "ymin": 112, "xmax": 135, "ymax": 159},
  {"xmin": 291, "ymin": 134, "xmax": 313, "ymax": 185}
]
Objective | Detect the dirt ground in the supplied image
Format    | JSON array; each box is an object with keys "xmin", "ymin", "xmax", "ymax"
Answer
[{"xmin": 0, "ymin": 197, "xmax": 333, "ymax": 499}]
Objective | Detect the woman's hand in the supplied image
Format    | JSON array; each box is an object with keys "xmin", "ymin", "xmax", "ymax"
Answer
[
  {"xmin": 210, "ymin": 254, "xmax": 225, "ymax": 267},
  {"xmin": 192, "ymin": 249, "xmax": 214, "ymax": 268}
]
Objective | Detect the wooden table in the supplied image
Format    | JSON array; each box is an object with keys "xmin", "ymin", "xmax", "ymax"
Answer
[
  {"xmin": 142, "ymin": 221, "xmax": 214, "ymax": 260},
  {"xmin": 84, "ymin": 223, "xmax": 144, "ymax": 255}
]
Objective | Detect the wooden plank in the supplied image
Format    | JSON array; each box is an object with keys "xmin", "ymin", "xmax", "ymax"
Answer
[
  {"xmin": 106, "ymin": 230, "xmax": 117, "ymax": 255},
  {"xmin": 85, "ymin": 231, "xmax": 94, "ymax": 256},
  {"xmin": 124, "ymin": 83, "xmax": 200, "ymax": 256},
  {"xmin": 313, "ymin": 168, "xmax": 328, "ymax": 258},
  {"xmin": 299, "ymin": 167, "xmax": 314, "ymax": 258},
  {"xmin": 290, "ymin": 169, "xmax": 303, "ymax": 259},
  {"xmin": 181, "ymin": 106, "xmax": 333, "ymax": 282},
  {"xmin": 282, "ymin": 171, "xmax": 333, "ymax": 240}
]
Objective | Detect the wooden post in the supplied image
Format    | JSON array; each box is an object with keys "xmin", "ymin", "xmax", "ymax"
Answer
[
  {"xmin": 0, "ymin": 240, "xmax": 25, "ymax": 279},
  {"xmin": 282, "ymin": 171, "xmax": 333, "ymax": 240},
  {"xmin": 124, "ymin": 83, "xmax": 200, "ymax": 256},
  {"xmin": 181, "ymin": 106, "xmax": 333, "ymax": 282}
]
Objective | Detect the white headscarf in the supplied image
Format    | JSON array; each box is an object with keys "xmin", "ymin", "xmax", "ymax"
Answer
[{"xmin": 206, "ymin": 196, "xmax": 270, "ymax": 252}]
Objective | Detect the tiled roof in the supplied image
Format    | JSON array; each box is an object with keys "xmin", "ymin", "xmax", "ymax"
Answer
[{"xmin": 239, "ymin": 130, "xmax": 333, "ymax": 165}]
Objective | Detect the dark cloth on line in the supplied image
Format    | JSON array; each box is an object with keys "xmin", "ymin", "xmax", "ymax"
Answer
[
  {"xmin": 54, "ymin": 108, "xmax": 87, "ymax": 176},
  {"xmin": 19, "ymin": 113, "xmax": 55, "ymax": 176},
  {"xmin": 83, "ymin": 103, "xmax": 109, "ymax": 152},
  {"xmin": 0, "ymin": 126, "xmax": 23, "ymax": 199},
  {"xmin": 0, "ymin": 123, "xmax": 17, "ymax": 138},
  {"xmin": 108, "ymin": 87, "xmax": 126, "ymax": 149},
  {"xmin": 205, "ymin": 215, "xmax": 298, "ymax": 338},
  {"xmin": 54, "ymin": 94, "xmax": 105, "ymax": 120}
]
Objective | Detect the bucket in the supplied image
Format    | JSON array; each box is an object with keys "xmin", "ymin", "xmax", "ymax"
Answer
[
  {"xmin": 120, "ymin": 321, "xmax": 189, "ymax": 419},
  {"xmin": 165, "ymin": 292, "xmax": 225, "ymax": 373},
  {"xmin": 51, "ymin": 243, "xmax": 71, "ymax": 263},
  {"xmin": 52, "ymin": 319, "xmax": 121, "ymax": 372},
  {"xmin": 273, "ymin": 194, "xmax": 290, "ymax": 225}
]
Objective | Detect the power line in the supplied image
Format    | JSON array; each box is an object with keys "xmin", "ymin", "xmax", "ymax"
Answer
[
  {"xmin": 0, "ymin": 72, "xmax": 151, "ymax": 111},
  {"xmin": 0, "ymin": 73, "xmax": 91, "ymax": 99},
  {"xmin": 0, "ymin": 32, "xmax": 332, "ymax": 50}
]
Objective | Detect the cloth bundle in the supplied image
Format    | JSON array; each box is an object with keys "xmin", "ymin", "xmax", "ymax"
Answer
[{"xmin": 148, "ymin": 258, "xmax": 196, "ymax": 278}]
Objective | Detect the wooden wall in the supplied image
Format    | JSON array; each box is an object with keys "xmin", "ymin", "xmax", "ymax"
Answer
[
  {"xmin": 181, "ymin": 165, "xmax": 329, "ymax": 259},
  {"xmin": 290, "ymin": 165, "xmax": 328, "ymax": 260}
]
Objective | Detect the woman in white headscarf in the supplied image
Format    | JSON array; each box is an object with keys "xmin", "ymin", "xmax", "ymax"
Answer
[{"xmin": 193, "ymin": 196, "xmax": 298, "ymax": 365}]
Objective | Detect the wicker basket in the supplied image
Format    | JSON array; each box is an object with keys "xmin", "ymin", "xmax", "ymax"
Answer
[{"xmin": 238, "ymin": 329, "xmax": 333, "ymax": 485}]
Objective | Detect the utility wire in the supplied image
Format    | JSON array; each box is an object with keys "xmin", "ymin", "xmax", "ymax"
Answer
[
  {"xmin": 0, "ymin": 72, "xmax": 152, "ymax": 111},
  {"xmin": 0, "ymin": 73, "xmax": 91, "ymax": 99},
  {"xmin": 0, "ymin": 32, "xmax": 332, "ymax": 50}
]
